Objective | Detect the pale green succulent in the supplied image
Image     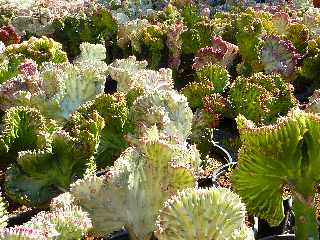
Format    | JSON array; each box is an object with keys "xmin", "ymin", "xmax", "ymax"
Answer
[
  {"xmin": 70, "ymin": 131, "xmax": 199, "ymax": 239},
  {"xmin": 130, "ymin": 90, "xmax": 193, "ymax": 142},
  {"xmin": 24, "ymin": 193, "xmax": 92, "ymax": 240},
  {"xmin": 155, "ymin": 187, "xmax": 254, "ymax": 240},
  {"xmin": 107, "ymin": 56, "xmax": 148, "ymax": 92}
]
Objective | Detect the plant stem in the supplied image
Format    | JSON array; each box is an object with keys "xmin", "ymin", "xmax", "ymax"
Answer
[{"xmin": 293, "ymin": 196, "xmax": 318, "ymax": 240}]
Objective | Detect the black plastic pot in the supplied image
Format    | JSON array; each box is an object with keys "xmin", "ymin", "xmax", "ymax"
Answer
[
  {"xmin": 107, "ymin": 229, "xmax": 129, "ymax": 240},
  {"xmin": 198, "ymin": 143, "xmax": 234, "ymax": 188},
  {"xmin": 255, "ymin": 198, "xmax": 295, "ymax": 239},
  {"xmin": 211, "ymin": 161, "xmax": 237, "ymax": 188}
]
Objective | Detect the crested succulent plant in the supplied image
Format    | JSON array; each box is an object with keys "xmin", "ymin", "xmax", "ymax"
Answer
[
  {"xmin": 3, "ymin": 36, "xmax": 68, "ymax": 65},
  {"xmin": 107, "ymin": 56, "xmax": 148, "ymax": 92},
  {"xmin": 134, "ymin": 24, "xmax": 167, "ymax": 69},
  {"xmin": 181, "ymin": 81, "xmax": 215, "ymax": 109},
  {"xmin": 196, "ymin": 63, "xmax": 230, "ymax": 93},
  {"xmin": 155, "ymin": 187, "xmax": 254, "ymax": 240},
  {"xmin": 0, "ymin": 106, "xmax": 54, "ymax": 169},
  {"xmin": 285, "ymin": 22, "xmax": 309, "ymax": 54},
  {"xmin": 67, "ymin": 93, "xmax": 130, "ymax": 168},
  {"xmin": 52, "ymin": 8, "xmax": 118, "ymax": 61},
  {"xmin": 235, "ymin": 9, "xmax": 263, "ymax": 73},
  {"xmin": 228, "ymin": 72, "xmax": 297, "ymax": 124},
  {"xmin": 271, "ymin": 11, "xmax": 290, "ymax": 35},
  {"xmin": 166, "ymin": 21, "xmax": 185, "ymax": 70},
  {"xmin": 0, "ymin": 25, "xmax": 20, "ymax": 46},
  {"xmin": 0, "ymin": 42, "xmax": 108, "ymax": 120},
  {"xmin": 130, "ymin": 90, "xmax": 193, "ymax": 142},
  {"xmin": 300, "ymin": 36, "xmax": 320, "ymax": 87},
  {"xmin": 261, "ymin": 35, "xmax": 301, "ymax": 79},
  {"xmin": 232, "ymin": 110, "xmax": 320, "ymax": 239},
  {"xmin": 24, "ymin": 193, "xmax": 92, "ymax": 240},
  {"xmin": 70, "ymin": 130, "xmax": 199, "ymax": 239},
  {"xmin": 5, "ymin": 112, "xmax": 103, "ymax": 206},
  {"xmin": 0, "ymin": 226, "xmax": 47, "ymax": 240}
]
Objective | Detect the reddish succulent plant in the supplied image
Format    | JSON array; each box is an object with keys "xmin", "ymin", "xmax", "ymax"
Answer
[{"xmin": 0, "ymin": 25, "xmax": 21, "ymax": 46}]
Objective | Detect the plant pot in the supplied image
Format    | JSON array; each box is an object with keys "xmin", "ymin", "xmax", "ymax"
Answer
[
  {"xmin": 107, "ymin": 229, "xmax": 130, "ymax": 240},
  {"xmin": 211, "ymin": 161, "xmax": 237, "ymax": 188},
  {"xmin": 209, "ymin": 141, "xmax": 234, "ymax": 164},
  {"xmin": 258, "ymin": 234, "xmax": 295, "ymax": 240},
  {"xmin": 198, "ymin": 143, "xmax": 234, "ymax": 188},
  {"xmin": 255, "ymin": 198, "xmax": 295, "ymax": 239}
]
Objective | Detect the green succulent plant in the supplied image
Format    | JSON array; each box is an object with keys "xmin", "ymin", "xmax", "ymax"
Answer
[
  {"xmin": 5, "ymin": 110, "xmax": 103, "ymax": 206},
  {"xmin": 0, "ymin": 106, "xmax": 55, "ymax": 169},
  {"xmin": 228, "ymin": 72, "xmax": 297, "ymax": 124},
  {"xmin": 3, "ymin": 36, "xmax": 68, "ymax": 65},
  {"xmin": 196, "ymin": 63, "xmax": 230, "ymax": 93},
  {"xmin": 70, "ymin": 130, "xmax": 199, "ymax": 239},
  {"xmin": 155, "ymin": 188, "xmax": 254, "ymax": 240},
  {"xmin": 232, "ymin": 110, "xmax": 320, "ymax": 239},
  {"xmin": 69, "ymin": 93, "xmax": 131, "ymax": 168}
]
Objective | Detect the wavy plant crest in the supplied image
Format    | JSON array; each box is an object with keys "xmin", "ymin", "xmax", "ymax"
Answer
[{"xmin": 232, "ymin": 110, "xmax": 320, "ymax": 239}]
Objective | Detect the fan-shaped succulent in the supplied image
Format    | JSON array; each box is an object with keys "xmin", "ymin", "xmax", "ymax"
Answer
[
  {"xmin": 0, "ymin": 106, "xmax": 54, "ymax": 169},
  {"xmin": 68, "ymin": 93, "xmax": 130, "ymax": 168},
  {"xmin": 24, "ymin": 193, "xmax": 92, "ymax": 240},
  {"xmin": 5, "ymin": 120, "xmax": 103, "ymax": 206},
  {"xmin": 235, "ymin": 9, "xmax": 263, "ymax": 72},
  {"xmin": 0, "ymin": 25, "xmax": 20, "ymax": 46},
  {"xmin": 155, "ymin": 187, "xmax": 254, "ymax": 240},
  {"xmin": 130, "ymin": 90, "xmax": 193, "ymax": 142},
  {"xmin": 271, "ymin": 11, "xmax": 290, "ymax": 35},
  {"xmin": 166, "ymin": 22, "xmax": 185, "ymax": 70},
  {"xmin": 4, "ymin": 36, "xmax": 68, "ymax": 65},
  {"xmin": 261, "ymin": 35, "xmax": 301, "ymax": 79},
  {"xmin": 70, "ymin": 132, "xmax": 199, "ymax": 239},
  {"xmin": 285, "ymin": 22, "xmax": 309, "ymax": 54},
  {"xmin": 181, "ymin": 81, "xmax": 215, "ymax": 109},
  {"xmin": 228, "ymin": 73, "xmax": 297, "ymax": 124},
  {"xmin": 300, "ymin": 36, "xmax": 320, "ymax": 87},
  {"xmin": 233, "ymin": 110, "xmax": 320, "ymax": 239}
]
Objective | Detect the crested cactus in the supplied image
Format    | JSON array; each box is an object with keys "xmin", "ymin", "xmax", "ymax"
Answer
[
  {"xmin": 4, "ymin": 36, "xmax": 68, "ymax": 65},
  {"xmin": 155, "ymin": 188, "xmax": 254, "ymax": 240},
  {"xmin": 196, "ymin": 63, "xmax": 230, "ymax": 93},
  {"xmin": 261, "ymin": 35, "xmax": 301, "ymax": 79},
  {"xmin": 5, "ymin": 115, "xmax": 103, "ymax": 206},
  {"xmin": 0, "ymin": 226, "xmax": 47, "ymax": 240},
  {"xmin": 0, "ymin": 106, "xmax": 54, "ymax": 168},
  {"xmin": 181, "ymin": 81, "xmax": 215, "ymax": 109},
  {"xmin": 0, "ymin": 25, "xmax": 20, "ymax": 46},
  {"xmin": 68, "ymin": 93, "xmax": 131, "ymax": 167},
  {"xmin": 228, "ymin": 73, "xmax": 297, "ymax": 124},
  {"xmin": 0, "ymin": 42, "xmax": 108, "ymax": 120},
  {"xmin": 70, "ymin": 131, "xmax": 199, "ymax": 239},
  {"xmin": 235, "ymin": 9, "xmax": 263, "ymax": 73},
  {"xmin": 24, "ymin": 193, "xmax": 92, "ymax": 240},
  {"xmin": 130, "ymin": 90, "xmax": 193, "ymax": 142},
  {"xmin": 232, "ymin": 110, "xmax": 320, "ymax": 239},
  {"xmin": 134, "ymin": 24, "xmax": 167, "ymax": 69},
  {"xmin": 191, "ymin": 35, "xmax": 239, "ymax": 71}
]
